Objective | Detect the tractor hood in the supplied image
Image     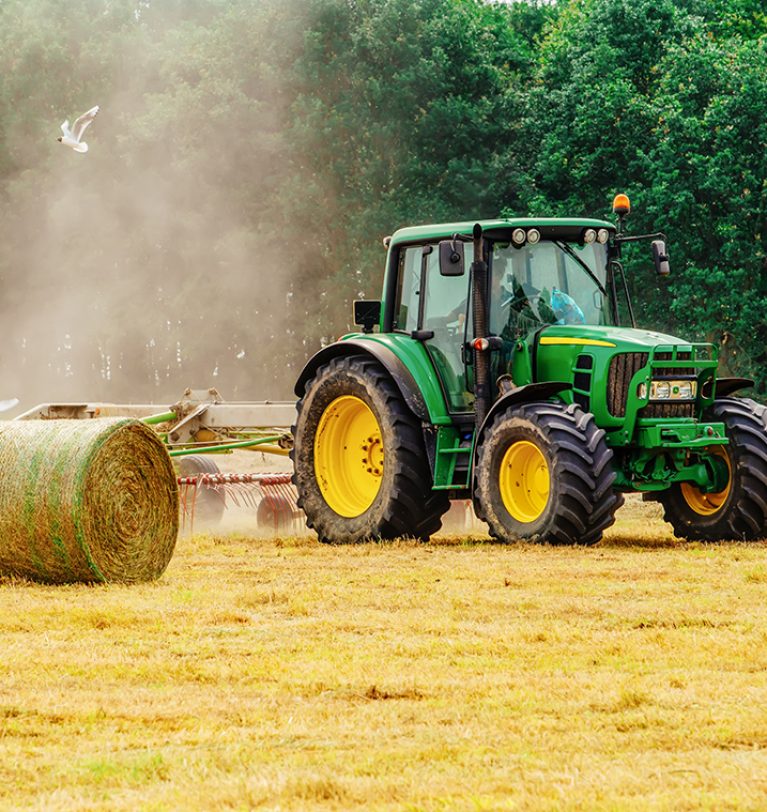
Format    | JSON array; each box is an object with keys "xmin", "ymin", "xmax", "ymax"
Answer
[
  {"xmin": 533, "ymin": 324, "xmax": 718, "ymax": 415},
  {"xmin": 531, "ymin": 323, "xmax": 720, "ymax": 447},
  {"xmin": 537, "ymin": 324, "xmax": 697, "ymax": 351}
]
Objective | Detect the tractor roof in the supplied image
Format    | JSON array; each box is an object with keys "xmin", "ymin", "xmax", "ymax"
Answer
[{"xmin": 389, "ymin": 217, "xmax": 615, "ymax": 246}]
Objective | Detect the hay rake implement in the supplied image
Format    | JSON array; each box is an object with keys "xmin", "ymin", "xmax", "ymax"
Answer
[
  {"xmin": 17, "ymin": 389, "xmax": 301, "ymax": 534},
  {"xmin": 176, "ymin": 472, "xmax": 301, "ymax": 534}
]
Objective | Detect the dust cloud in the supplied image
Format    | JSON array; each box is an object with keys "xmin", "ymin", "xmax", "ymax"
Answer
[{"xmin": 0, "ymin": 2, "xmax": 324, "ymax": 414}]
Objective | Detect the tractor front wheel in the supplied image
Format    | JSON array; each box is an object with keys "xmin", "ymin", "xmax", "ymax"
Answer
[
  {"xmin": 474, "ymin": 401, "xmax": 622, "ymax": 545},
  {"xmin": 291, "ymin": 355, "xmax": 449, "ymax": 543},
  {"xmin": 658, "ymin": 397, "xmax": 767, "ymax": 540}
]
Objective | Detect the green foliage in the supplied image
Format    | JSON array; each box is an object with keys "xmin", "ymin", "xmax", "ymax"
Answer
[
  {"xmin": 646, "ymin": 33, "xmax": 767, "ymax": 383},
  {"xmin": 0, "ymin": 0, "xmax": 765, "ymax": 401},
  {"xmin": 283, "ymin": 0, "xmax": 534, "ymax": 331}
]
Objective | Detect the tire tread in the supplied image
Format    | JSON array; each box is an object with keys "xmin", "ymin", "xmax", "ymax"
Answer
[{"xmin": 476, "ymin": 401, "xmax": 622, "ymax": 546}]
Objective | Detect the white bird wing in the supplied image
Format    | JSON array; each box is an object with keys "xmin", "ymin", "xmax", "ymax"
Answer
[
  {"xmin": 72, "ymin": 105, "xmax": 100, "ymax": 142},
  {"xmin": 60, "ymin": 120, "xmax": 70, "ymax": 136}
]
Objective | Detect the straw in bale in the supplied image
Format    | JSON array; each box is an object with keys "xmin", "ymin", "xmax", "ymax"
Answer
[{"xmin": 0, "ymin": 418, "xmax": 178, "ymax": 583}]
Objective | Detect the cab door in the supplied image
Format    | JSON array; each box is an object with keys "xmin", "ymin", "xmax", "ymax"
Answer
[{"xmin": 393, "ymin": 243, "xmax": 473, "ymax": 413}]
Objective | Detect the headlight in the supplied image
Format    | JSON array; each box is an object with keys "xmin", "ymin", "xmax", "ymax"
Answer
[
  {"xmin": 638, "ymin": 380, "xmax": 697, "ymax": 401},
  {"xmin": 527, "ymin": 228, "xmax": 541, "ymax": 245},
  {"xmin": 583, "ymin": 228, "xmax": 597, "ymax": 244},
  {"xmin": 512, "ymin": 228, "xmax": 526, "ymax": 246},
  {"xmin": 674, "ymin": 381, "xmax": 694, "ymax": 399},
  {"xmin": 597, "ymin": 228, "xmax": 610, "ymax": 244}
]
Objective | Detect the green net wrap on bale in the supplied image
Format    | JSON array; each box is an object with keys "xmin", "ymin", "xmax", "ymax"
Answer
[{"xmin": 0, "ymin": 418, "xmax": 178, "ymax": 584}]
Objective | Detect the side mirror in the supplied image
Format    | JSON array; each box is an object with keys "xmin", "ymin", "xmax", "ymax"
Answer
[
  {"xmin": 439, "ymin": 239, "xmax": 465, "ymax": 277},
  {"xmin": 652, "ymin": 240, "xmax": 670, "ymax": 276},
  {"xmin": 353, "ymin": 300, "xmax": 381, "ymax": 333}
]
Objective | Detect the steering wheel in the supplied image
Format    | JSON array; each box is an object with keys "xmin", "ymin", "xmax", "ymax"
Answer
[{"xmin": 507, "ymin": 292, "xmax": 551, "ymax": 314}]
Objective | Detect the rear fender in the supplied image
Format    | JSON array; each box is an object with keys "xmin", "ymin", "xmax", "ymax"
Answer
[{"xmin": 294, "ymin": 339, "xmax": 430, "ymax": 422}]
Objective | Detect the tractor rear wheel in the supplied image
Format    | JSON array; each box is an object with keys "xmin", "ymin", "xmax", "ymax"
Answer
[
  {"xmin": 291, "ymin": 355, "xmax": 449, "ymax": 543},
  {"xmin": 474, "ymin": 401, "xmax": 622, "ymax": 545},
  {"xmin": 658, "ymin": 397, "xmax": 767, "ymax": 540}
]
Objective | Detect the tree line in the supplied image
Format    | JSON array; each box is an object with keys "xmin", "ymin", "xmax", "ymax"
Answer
[{"xmin": 0, "ymin": 0, "xmax": 765, "ymax": 405}]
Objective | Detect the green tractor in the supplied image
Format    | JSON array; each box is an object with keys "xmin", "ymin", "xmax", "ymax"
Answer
[{"xmin": 291, "ymin": 195, "xmax": 767, "ymax": 545}]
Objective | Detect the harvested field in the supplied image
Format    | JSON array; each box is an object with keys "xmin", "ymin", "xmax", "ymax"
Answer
[{"xmin": 1, "ymin": 497, "xmax": 767, "ymax": 810}]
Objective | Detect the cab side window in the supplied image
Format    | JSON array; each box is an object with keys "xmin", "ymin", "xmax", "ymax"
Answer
[{"xmin": 393, "ymin": 246, "xmax": 423, "ymax": 332}]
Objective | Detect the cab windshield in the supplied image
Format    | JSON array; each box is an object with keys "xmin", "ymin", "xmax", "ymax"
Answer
[{"xmin": 490, "ymin": 240, "xmax": 613, "ymax": 336}]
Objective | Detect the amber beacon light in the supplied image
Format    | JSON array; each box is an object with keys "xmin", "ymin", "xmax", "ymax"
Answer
[{"xmin": 612, "ymin": 193, "xmax": 631, "ymax": 216}]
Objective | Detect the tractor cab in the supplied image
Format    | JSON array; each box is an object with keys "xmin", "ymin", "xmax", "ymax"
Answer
[{"xmin": 388, "ymin": 218, "xmax": 620, "ymax": 414}]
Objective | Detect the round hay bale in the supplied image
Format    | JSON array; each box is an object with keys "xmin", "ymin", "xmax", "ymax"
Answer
[{"xmin": 0, "ymin": 418, "xmax": 178, "ymax": 583}]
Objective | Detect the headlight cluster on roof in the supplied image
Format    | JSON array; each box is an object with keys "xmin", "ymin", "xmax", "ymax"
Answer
[
  {"xmin": 511, "ymin": 228, "xmax": 541, "ymax": 247},
  {"xmin": 511, "ymin": 226, "xmax": 609, "ymax": 247},
  {"xmin": 583, "ymin": 228, "xmax": 610, "ymax": 245}
]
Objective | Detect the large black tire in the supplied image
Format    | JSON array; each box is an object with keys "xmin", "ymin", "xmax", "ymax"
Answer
[
  {"xmin": 657, "ymin": 397, "xmax": 767, "ymax": 540},
  {"xmin": 291, "ymin": 355, "xmax": 450, "ymax": 543},
  {"xmin": 177, "ymin": 455, "xmax": 226, "ymax": 525},
  {"xmin": 474, "ymin": 401, "xmax": 623, "ymax": 545}
]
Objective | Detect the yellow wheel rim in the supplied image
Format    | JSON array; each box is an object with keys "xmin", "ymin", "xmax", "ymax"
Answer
[
  {"xmin": 680, "ymin": 447, "xmax": 732, "ymax": 516},
  {"xmin": 314, "ymin": 396, "xmax": 384, "ymax": 517},
  {"xmin": 499, "ymin": 440, "xmax": 550, "ymax": 523}
]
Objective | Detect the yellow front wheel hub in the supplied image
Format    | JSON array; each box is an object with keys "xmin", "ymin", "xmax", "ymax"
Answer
[
  {"xmin": 314, "ymin": 395, "xmax": 384, "ymax": 517},
  {"xmin": 680, "ymin": 447, "xmax": 732, "ymax": 516},
  {"xmin": 499, "ymin": 440, "xmax": 550, "ymax": 523}
]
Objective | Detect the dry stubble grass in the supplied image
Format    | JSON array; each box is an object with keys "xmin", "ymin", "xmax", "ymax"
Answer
[{"xmin": 2, "ymin": 497, "xmax": 767, "ymax": 810}]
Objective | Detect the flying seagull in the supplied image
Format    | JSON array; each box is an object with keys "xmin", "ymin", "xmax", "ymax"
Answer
[{"xmin": 58, "ymin": 105, "xmax": 100, "ymax": 153}]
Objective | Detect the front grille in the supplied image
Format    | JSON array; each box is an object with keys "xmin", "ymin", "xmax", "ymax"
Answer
[
  {"xmin": 641, "ymin": 402, "xmax": 696, "ymax": 419},
  {"xmin": 656, "ymin": 351, "xmax": 692, "ymax": 362},
  {"xmin": 654, "ymin": 351, "xmax": 695, "ymax": 379},
  {"xmin": 607, "ymin": 352, "xmax": 648, "ymax": 417},
  {"xmin": 655, "ymin": 367, "xmax": 696, "ymax": 378}
]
